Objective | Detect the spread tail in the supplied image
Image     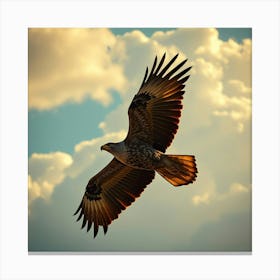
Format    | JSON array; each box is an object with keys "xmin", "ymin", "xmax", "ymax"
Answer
[{"xmin": 156, "ymin": 155, "xmax": 197, "ymax": 186}]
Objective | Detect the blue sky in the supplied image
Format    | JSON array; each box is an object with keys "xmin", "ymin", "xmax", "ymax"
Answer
[
  {"xmin": 28, "ymin": 28, "xmax": 252, "ymax": 252},
  {"xmin": 28, "ymin": 93, "xmax": 121, "ymax": 155}
]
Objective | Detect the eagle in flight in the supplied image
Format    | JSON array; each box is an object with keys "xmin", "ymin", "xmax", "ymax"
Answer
[{"xmin": 74, "ymin": 53, "xmax": 198, "ymax": 238}]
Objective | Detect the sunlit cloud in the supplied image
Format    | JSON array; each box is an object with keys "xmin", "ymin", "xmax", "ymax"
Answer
[
  {"xmin": 192, "ymin": 192, "xmax": 210, "ymax": 205},
  {"xmin": 192, "ymin": 182, "xmax": 251, "ymax": 206},
  {"xmin": 28, "ymin": 152, "xmax": 73, "ymax": 203},
  {"xmin": 228, "ymin": 79, "xmax": 251, "ymax": 95},
  {"xmin": 230, "ymin": 183, "xmax": 250, "ymax": 194},
  {"xmin": 28, "ymin": 28, "xmax": 127, "ymax": 110}
]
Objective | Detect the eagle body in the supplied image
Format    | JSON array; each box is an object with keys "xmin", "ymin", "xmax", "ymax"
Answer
[
  {"xmin": 74, "ymin": 53, "xmax": 198, "ymax": 238},
  {"xmin": 102, "ymin": 140, "xmax": 162, "ymax": 170}
]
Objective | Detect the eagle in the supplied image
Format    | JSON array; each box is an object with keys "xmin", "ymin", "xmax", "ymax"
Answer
[{"xmin": 74, "ymin": 53, "xmax": 198, "ymax": 238}]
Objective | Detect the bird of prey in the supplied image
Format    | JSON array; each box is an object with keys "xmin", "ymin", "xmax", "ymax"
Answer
[{"xmin": 74, "ymin": 53, "xmax": 198, "ymax": 238}]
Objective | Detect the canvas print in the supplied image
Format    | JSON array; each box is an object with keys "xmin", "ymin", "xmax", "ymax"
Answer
[{"xmin": 28, "ymin": 28, "xmax": 252, "ymax": 252}]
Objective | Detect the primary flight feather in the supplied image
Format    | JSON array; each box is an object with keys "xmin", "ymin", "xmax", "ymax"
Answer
[{"xmin": 74, "ymin": 53, "xmax": 198, "ymax": 238}]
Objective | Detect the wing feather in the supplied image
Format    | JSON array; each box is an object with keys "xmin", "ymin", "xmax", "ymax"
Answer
[
  {"xmin": 94, "ymin": 223, "xmax": 99, "ymax": 238},
  {"xmin": 164, "ymin": 59, "xmax": 188, "ymax": 79},
  {"xmin": 150, "ymin": 56, "xmax": 158, "ymax": 75},
  {"xmin": 126, "ymin": 54, "xmax": 192, "ymax": 152},
  {"xmin": 74, "ymin": 158, "xmax": 155, "ymax": 238},
  {"xmin": 153, "ymin": 53, "xmax": 166, "ymax": 75},
  {"xmin": 158, "ymin": 53, "xmax": 178, "ymax": 77},
  {"xmin": 103, "ymin": 224, "xmax": 108, "ymax": 235}
]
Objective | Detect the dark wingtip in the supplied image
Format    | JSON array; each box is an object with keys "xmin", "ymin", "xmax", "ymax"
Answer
[
  {"xmin": 139, "ymin": 66, "xmax": 149, "ymax": 89},
  {"xmin": 76, "ymin": 211, "xmax": 83, "ymax": 222},
  {"xmin": 81, "ymin": 215, "xmax": 87, "ymax": 229},
  {"xmin": 158, "ymin": 53, "xmax": 179, "ymax": 77},
  {"xmin": 73, "ymin": 200, "xmax": 83, "ymax": 216},
  {"xmin": 87, "ymin": 221, "xmax": 92, "ymax": 232},
  {"xmin": 179, "ymin": 75, "xmax": 190, "ymax": 84},
  {"xmin": 94, "ymin": 224, "xmax": 99, "ymax": 238},
  {"xmin": 149, "ymin": 56, "xmax": 158, "ymax": 77},
  {"xmin": 172, "ymin": 66, "xmax": 192, "ymax": 82},
  {"xmin": 103, "ymin": 224, "xmax": 108, "ymax": 235},
  {"xmin": 154, "ymin": 53, "xmax": 166, "ymax": 75},
  {"xmin": 164, "ymin": 58, "xmax": 188, "ymax": 79}
]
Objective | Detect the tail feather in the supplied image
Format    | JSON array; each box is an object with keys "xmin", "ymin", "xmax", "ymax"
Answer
[{"xmin": 156, "ymin": 155, "xmax": 197, "ymax": 186}]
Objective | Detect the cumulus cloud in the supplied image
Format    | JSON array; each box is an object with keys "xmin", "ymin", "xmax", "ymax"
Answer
[
  {"xmin": 29, "ymin": 28, "xmax": 251, "ymax": 133},
  {"xmin": 192, "ymin": 192, "xmax": 210, "ymax": 205},
  {"xmin": 28, "ymin": 152, "xmax": 73, "ymax": 203},
  {"xmin": 192, "ymin": 182, "xmax": 250, "ymax": 206},
  {"xmin": 230, "ymin": 182, "xmax": 250, "ymax": 194},
  {"xmin": 228, "ymin": 79, "xmax": 251, "ymax": 95},
  {"xmin": 96, "ymin": 28, "xmax": 252, "ymax": 137},
  {"xmin": 28, "ymin": 28, "xmax": 127, "ymax": 110}
]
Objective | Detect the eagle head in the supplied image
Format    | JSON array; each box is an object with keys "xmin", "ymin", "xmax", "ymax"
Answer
[
  {"xmin": 100, "ymin": 142, "xmax": 125, "ymax": 157},
  {"xmin": 100, "ymin": 143, "xmax": 114, "ymax": 152}
]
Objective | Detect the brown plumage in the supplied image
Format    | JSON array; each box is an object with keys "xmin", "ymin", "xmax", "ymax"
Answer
[{"xmin": 74, "ymin": 53, "xmax": 198, "ymax": 238}]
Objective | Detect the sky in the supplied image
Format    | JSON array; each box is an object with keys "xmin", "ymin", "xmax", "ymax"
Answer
[{"xmin": 28, "ymin": 28, "xmax": 252, "ymax": 252}]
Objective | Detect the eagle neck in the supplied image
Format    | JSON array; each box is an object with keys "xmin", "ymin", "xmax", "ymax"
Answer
[{"xmin": 111, "ymin": 141, "xmax": 127, "ymax": 164}]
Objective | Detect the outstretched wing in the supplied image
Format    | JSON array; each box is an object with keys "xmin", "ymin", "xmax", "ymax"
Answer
[
  {"xmin": 126, "ymin": 53, "xmax": 191, "ymax": 152},
  {"xmin": 74, "ymin": 158, "xmax": 155, "ymax": 238}
]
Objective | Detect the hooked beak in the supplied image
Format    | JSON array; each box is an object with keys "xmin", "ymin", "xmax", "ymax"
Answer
[{"xmin": 100, "ymin": 144, "xmax": 109, "ymax": 151}]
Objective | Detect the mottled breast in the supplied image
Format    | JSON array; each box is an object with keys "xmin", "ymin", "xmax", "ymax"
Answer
[{"xmin": 125, "ymin": 141, "xmax": 162, "ymax": 170}]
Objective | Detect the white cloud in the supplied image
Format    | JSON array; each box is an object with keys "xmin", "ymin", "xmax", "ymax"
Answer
[
  {"xmin": 99, "ymin": 28, "xmax": 252, "ymax": 137},
  {"xmin": 29, "ymin": 28, "xmax": 128, "ymax": 110},
  {"xmin": 192, "ymin": 192, "xmax": 210, "ymax": 205},
  {"xmin": 192, "ymin": 182, "xmax": 250, "ymax": 206},
  {"xmin": 228, "ymin": 79, "xmax": 251, "ymax": 95},
  {"xmin": 230, "ymin": 183, "xmax": 250, "ymax": 194},
  {"xmin": 28, "ymin": 152, "xmax": 73, "ymax": 203},
  {"xmin": 195, "ymin": 57, "xmax": 224, "ymax": 80}
]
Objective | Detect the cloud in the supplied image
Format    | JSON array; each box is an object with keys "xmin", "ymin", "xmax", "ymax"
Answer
[
  {"xmin": 192, "ymin": 192, "xmax": 210, "ymax": 205},
  {"xmin": 192, "ymin": 182, "xmax": 251, "ymax": 207},
  {"xmin": 97, "ymin": 28, "xmax": 252, "ymax": 136},
  {"xmin": 28, "ymin": 28, "xmax": 252, "ymax": 251},
  {"xmin": 28, "ymin": 152, "xmax": 72, "ymax": 203},
  {"xmin": 228, "ymin": 79, "xmax": 251, "ymax": 95},
  {"xmin": 230, "ymin": 182, "xmax": 250, "ymax": 194},
  {"xmin": 28, "ymin": 28, "xmax": 127, "ymax": 110}
]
